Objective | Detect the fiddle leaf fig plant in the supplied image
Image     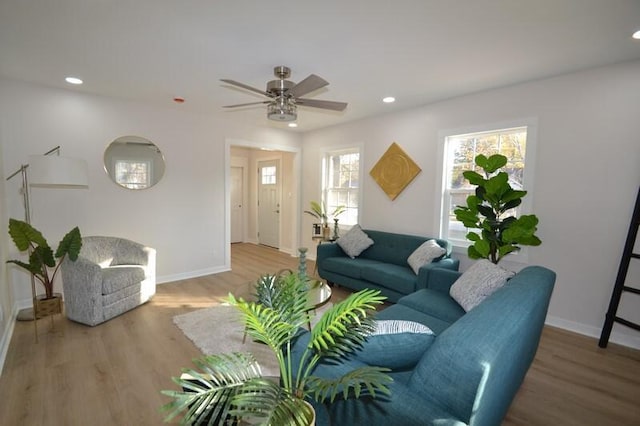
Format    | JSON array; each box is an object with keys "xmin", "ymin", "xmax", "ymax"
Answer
[
  {"xmin": 454, "ymin": 154, "xmax": 541, "ymax": 264},
  {"xmin": 7, "ymin": 218, "xmax": 82, "ymax": 299}
]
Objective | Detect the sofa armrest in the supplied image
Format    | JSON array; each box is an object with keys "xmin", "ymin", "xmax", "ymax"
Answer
[
  {"xmin": 424, "ymin": 267, "xmax": 461, "ymax": 294},
  {"xmin": 316, "ymin": 242, "xmax": 344, "ymax": 266},
  {"xmin": 415, "ymin": 258, "xmax": 460, "ymax": 291},
  {"xmin": 61, "ymin": 255, "xmax": 104, "ymax": 326}
]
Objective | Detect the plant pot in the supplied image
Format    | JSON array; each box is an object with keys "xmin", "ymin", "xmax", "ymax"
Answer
[
  {"xmin": 322, "ymin": 226, "xmax": 331, "ymax": 240},
  {"xmin": 34, "ymin": 293, "xmax": 62, "ymax": 319}
]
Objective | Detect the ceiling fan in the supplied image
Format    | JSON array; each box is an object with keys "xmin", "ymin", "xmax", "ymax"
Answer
[{"xmin": 221, "ymin": 66, "xmax": 347, "ymax": 122}]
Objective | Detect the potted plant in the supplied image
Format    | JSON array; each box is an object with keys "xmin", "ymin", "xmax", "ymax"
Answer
[
  {"xmin": 7, "ymin": 218, "xmax": 82, "ymax": 317},
  {"xmin": 161, "ymin": 272, "xmax": 392, "ymax": 425},
  {"xmin": 453, "ymin": 154, "xmax": 541, "ymax": 264},
  {"xmin": 304, "ymin": 201, "xmax": 346, "ymax": 240}
]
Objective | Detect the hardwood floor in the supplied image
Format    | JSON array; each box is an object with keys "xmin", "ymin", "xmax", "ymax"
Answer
[{"xmin": 0, "ymin": 243, "xmax": 638, "ymax": 425}]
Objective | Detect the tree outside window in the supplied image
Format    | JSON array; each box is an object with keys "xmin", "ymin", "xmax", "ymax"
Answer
[{"xmin": 324, "ymin": 149, "xmax": 360, "ymax": 226}]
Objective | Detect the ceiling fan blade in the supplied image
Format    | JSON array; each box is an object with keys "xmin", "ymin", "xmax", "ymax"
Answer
[
  {"xmin": 297, "ymin": 98, "xmax": 348, "ymax": 111},
  {"xmin": 220, "ymin": 79, "xmax": 271, "ymax": 97},
  {"xmin": 223, "ymin": 101, "xmax": 270, "ymax": 108},
  {"xmin": 288, "ymin": 74, "xmax": 329, "ymax": 98}
]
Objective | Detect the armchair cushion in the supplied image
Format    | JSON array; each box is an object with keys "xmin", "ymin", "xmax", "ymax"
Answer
[{"xmin": 101, "ymin": 266, "xmax": 146, "ymax": 293}]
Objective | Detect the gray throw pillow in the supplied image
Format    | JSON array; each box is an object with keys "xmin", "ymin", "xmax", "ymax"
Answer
[
  {"xmin": 336, "ymin": 224, "xmax": 374, "ymax": 258},
  {"xmin": 449, "ymin": 259, "xmax": 515, "ymax": 312},
  {"xmin": 407, "ymin": 239, "xmax": 446, "ymax": 274}
]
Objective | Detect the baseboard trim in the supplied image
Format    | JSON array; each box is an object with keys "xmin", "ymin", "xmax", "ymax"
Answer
[
  {"xmin": 0, "ymin": 304, "xmax": 20, "ymax": 376},
  {"xmin": 546, "ymin": 315, "xmax": 640, "ymax": 350},
  {"xmin": 157, "ymin": 266, "xmax": 230, "ymax": 285}
]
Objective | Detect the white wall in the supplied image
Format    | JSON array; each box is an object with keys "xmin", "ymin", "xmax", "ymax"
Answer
[
  {"xmin": 302, "ymin": 60, "xmax": 640, "ymax": 348},
  {"xmin": 0, "ymin": 78, "xmax": 302, "ymax": 308}
]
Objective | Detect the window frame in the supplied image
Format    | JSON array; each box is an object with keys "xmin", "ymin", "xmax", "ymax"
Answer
[
  {"xmin": 436, "ymin": 119, "xmax": 538, "ymax": 260},
  {"xmin": 114, "ymin": 158, "xmax": 152, "ymax": 190},
  {"xmin": 321, "ymin": 145, "xmax": 363, "ymax": 227}
]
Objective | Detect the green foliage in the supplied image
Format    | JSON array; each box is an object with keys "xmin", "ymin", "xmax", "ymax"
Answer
[
  {"xmin": 162, "ymin": 273, "xmax": 392, "ymax": 425},
  {"xmin": 6, "ymin": 218, "xmax": 82, "ymax": 298},
  {"xmin": 454, "ymin": 154, "xmax": 541, "ymax": 264},
  {"xmin": 304, "ymin": 201, "xmax": 346, "ymax": 226}
]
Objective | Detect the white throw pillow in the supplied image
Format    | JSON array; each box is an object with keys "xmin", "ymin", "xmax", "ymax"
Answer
[
  {"xmin": 407, "ymin": 239, "xmax": 446, "ymax": 275},
  {"xmin": 449, "ymin": 259, "xmax": 515, "ymax": 312},
  {"xmin": 336, "ymin": 224, "xmax": 374, "ymax": 258}
]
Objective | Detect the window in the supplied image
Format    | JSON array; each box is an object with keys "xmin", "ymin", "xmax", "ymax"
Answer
[
  {"xmin": 440, "ymin": 125, "xmax": 533, "ymax": 246},
  {"xmin": 323, "ymin": 148, "xmax": 360, "ymax": 226},
  {"xmin": 115, "ymin": 159, "xmax": 151, "ymax": 189},
  {"xmin": 261, "ymin": 166, "xmax": 276, "ymax": 185}
]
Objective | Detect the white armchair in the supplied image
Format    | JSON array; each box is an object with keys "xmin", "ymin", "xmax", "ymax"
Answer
[{"xmin": 61, "ymin": 236, "xmax": 156, "ymax": 326}]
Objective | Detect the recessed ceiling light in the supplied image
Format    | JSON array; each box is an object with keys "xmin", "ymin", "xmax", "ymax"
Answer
[
  {"xmin": 288, "ymin": 122, "xmax": 298, "ymax": 128},
  {"xmin": 383, "ymin": 96, "xmax": 395, "ymax": 103},
  {"xmin": 633, "ymin": 30, "xmax": 640, "ymax": 40},
  {"xmin": 65, "ymin": 77, "xmax": 83, "ymax": 85}
]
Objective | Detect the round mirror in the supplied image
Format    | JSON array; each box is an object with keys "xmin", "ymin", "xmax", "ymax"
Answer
[{"xmin": 103, "ymin": 136, "xmax": 166, "ymax": 190}]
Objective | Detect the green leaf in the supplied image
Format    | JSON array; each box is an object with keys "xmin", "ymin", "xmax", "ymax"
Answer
[
  {"xmin": 474, "ymin": 154, "xmax": 488, "ymax": 169},
  {"xmin": 485, "ymin": 172, "xmax": 509, "ymax": 197},
  {"xmin": 306, "ymin": 366, "xmax": 392, "ymax": 403},
  {"xmin": 55, "ymin": 227, "xmax": 82, "ymax": 260},
  {"xmin": 473, "ymin": 239, "xmax": 491, "ymax": 258},
  {"xmin": 467, "ymin": 245, "xmax": 482, "ymax": 259},
  {"xmin": 502, "ymin": 189, "xmax": 527, "ymax": 203},
  {"xmin": 463, "ymin": 170, "xmax": 484, "ymax": 186},
  {"xmin": 8, "ymin": 218, "xmax": 48, "ymax": 251},
  {"xmin": 466, "ymin": 232, "xmax": 480, "ymax": 242},
  {"xmin": 483, "ymin": 154, "xmax": 508, "ymax": 173},
  {"xmin": 6, "ymin": 259, "xmax": 40, "ymax": 276}
]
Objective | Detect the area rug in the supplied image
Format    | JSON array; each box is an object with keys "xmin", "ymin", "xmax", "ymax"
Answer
[{"xmin": 173, "ymin": 303, "xmax": 332, "ymax": 377}]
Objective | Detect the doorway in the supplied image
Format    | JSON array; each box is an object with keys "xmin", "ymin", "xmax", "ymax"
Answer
[{"xmin": 230, "ymin": 166, "xmax": 244, "ymax": 243}]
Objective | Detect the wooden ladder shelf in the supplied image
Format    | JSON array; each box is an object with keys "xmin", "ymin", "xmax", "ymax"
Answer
[{"xmin": 599, "ymin": 186, "xmax": 640, "ymax": 348}]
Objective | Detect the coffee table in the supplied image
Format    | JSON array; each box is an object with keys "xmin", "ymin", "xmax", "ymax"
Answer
[{"xmin": 240, "ymin": 278, "xmax": 332, "ymax": 341}]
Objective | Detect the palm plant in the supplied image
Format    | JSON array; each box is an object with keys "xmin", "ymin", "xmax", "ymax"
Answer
[
  {"xmin": 304, "ymin": 201, "xmax": 346, "ymax": 228},
  {"xmin": 161, "ymin": 273, "xmax": 392, "ymax": 425}
]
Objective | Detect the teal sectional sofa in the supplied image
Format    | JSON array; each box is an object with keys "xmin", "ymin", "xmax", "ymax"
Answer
[
  {"xmin": 293, "ymin": 265, "xmax": 556, "ymax": 425},
  {"xmin": 317, "ymin": 229, "xmax": 460, "ymax": 302}
]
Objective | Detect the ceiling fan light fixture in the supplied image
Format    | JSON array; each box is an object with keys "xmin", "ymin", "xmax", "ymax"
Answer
[{"xmin": 267, "ymin": 100, "xmax": 297, "ymax": 122}]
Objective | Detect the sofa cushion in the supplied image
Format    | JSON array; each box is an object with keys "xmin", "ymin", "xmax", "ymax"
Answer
[
  {"xmin": 101, "ymin": 265, "xmax": 146, "ymax": 294},
  {"xmin": 398, "ymin": 288, "xmax": 466, "ymax": 324},
  {"xmin": 354, "ymin": 320, "xmax": 435, "ymax": 370},
  {"xmin": 336, "ymin": 224, "xmax": 374, "ymax": 258},
  {"xmin": 450, "ymin": 259, "xmax": 515, "ymax": 312},
  {"xmin": 361, "ymin": 263, "xmax": 417, "ymax": 294},
  {"xmin": 322, "ymin": 257, "xmax": 381, "ymax": 279},
  {"xmin": 407, "ymin": 239, "xmax": 446, "ymax": 274}
]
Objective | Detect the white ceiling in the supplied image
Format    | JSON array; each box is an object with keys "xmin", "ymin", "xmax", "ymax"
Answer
[{"xmin": 1, "ymin": 0, "xmax": 639, "ymax": 131}]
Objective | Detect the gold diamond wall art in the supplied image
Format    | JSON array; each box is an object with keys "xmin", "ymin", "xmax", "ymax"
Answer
[{"xmin": 369, "ymin": 142, "xmax": 421, "ymax": 201}]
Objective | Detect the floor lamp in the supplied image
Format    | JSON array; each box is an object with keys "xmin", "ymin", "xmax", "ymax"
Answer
[{"xmin": 5, "ymin": 146, "xmax": 88, "ymax": 338}]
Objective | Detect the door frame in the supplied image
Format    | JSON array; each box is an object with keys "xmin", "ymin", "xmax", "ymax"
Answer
[
  {"xmin": 230, "ymin": 157, "xmax": 248, "ymax": 243},
  {"xmin": 224, "ymin": 138, "xmax": 301, "ymax": 270}
]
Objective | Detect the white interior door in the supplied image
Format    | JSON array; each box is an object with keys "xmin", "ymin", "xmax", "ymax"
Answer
[
  {"xmin": 230, "ymin": 166, "xmax": 244, "ymax": 243},
  {"xmin": 258, "ymin": 159, "xmax": 280, "ymax": 248}
]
